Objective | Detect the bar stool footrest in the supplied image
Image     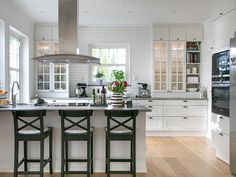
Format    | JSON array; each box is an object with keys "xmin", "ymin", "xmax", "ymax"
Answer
[
  {"xmin": 65, "ymin": 170, "xmax": 91, "ymax": 174},
  {"xmin": 66, "ymin": 158, "xmax": 93, "ymax": 163},
  {"xmin": 108, "ymin": 171, "xmax": 135, "ymax": 174},
  {"xmin": 109, "ymin": 158, "xmax": 132, "ymax": 162}
]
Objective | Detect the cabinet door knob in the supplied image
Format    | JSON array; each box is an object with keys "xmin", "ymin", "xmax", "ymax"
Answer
[
  {"xmin": 160, "ymin": 37, "xmax": 162, "ymax": 40},
  {"xmin": 193, "ymin": 38, "xmax": 196, "ymax": 41},
  {"xmin": 183, "ymin": 106, "xmax": 188, "ymax": 108},
  {"xmin": 148, "ymin": 100, "xmax": 153, "ymax": 102},
  {"xmin": 149, "ymin": 117, "xmax": 153, "ymax": 120},
  {"xmin": 177, "ymin": 38, "xmax": 179, "ymax": 40},
  {"xmin": 219, "ymin": 116, "xmax": 224, "ymax": 119},
  {"xmin": 183, "ymin": 117, "xmax": 188, "ymax": 119},
  {"xmin": 148, "ymin": 106, "xmax": 153, "ymax": 108},
  {"xmin": 183, "ymin": 100, "xmax": 188, "ymax": 102},
  {"xmin": 219, "ymin": 12, "xmax": 223, "ymax": 15},
  {"xmin": 219, "ymin": 132, "xmax": 223, "ymax": 136}
]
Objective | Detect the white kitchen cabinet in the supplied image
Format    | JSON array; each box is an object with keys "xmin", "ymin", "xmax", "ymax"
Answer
[
  {"xmin": 217, "ymin": 115, "xmax": 229, "ymax": 134},
  {"xmin": 212, "ymin": 0, "xmax": 235, "ymax": 20},
  {"xmin": 35, "ymin": 26, "xmax": 52, "ymax": 41},
  {"xmin": 186, "ymin": 27, "xmax": 203, "ymax": 41},
  {"xmin": 146, "ymin": 116, "xmax": 163, "ymax": 131},
  {"xmin": 164, "ymin": 105, "xmax": 207, "ymax": 117},
  {"xmin": 164, "ymin": 116, "xmax": 207, "ymax": 131},
  {"xmin": 163, "ymin": 100, "xmax": 207, "ymax": 106},
  {"xmin": 170, "ymin": 26, "xmax": 186, "ymax": 41},
  {"xmin": 212, "ymin": 10, "xmax": 235, "ymax": 49},
  {"xmin": 146, "ymin": 105, "xmax": 163, "ymax": 117},
  {"xmin": 153, "ymin": 26, "xmax": 169, "ymax": 41}
]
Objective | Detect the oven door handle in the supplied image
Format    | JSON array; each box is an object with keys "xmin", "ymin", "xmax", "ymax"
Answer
[{"xmin": 212, "ymin": 84, "xmax": 230, "ymax": 87}]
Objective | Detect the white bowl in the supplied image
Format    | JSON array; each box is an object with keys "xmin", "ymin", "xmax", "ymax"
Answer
[{"xmin": 187, "ymin": 88, "xmax": 198, "ymax": 92}]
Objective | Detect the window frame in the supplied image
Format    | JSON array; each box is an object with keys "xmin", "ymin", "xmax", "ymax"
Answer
[{"xmin": 88, "ymin": 43, "xmax": 131, "ymax": 85}]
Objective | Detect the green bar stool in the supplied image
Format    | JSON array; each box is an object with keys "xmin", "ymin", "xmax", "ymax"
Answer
[
  {"xmin": 59, "ymin": 110, "xmax": 94, "ymax": 177},
  {"xmin": 12, "ymin": 110, "xmax": 53, "ymax": 177},
  {"xmin": 104, "ymin": 110, "xmax": 139, "ymax": 177}
]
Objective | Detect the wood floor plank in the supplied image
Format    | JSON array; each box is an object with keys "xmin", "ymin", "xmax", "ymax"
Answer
[{"xmin": 0, "ymin": 137, "xmax": 234, "ymax": 177}]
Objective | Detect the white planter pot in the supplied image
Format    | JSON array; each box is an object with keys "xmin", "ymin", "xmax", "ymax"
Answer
[{"xmin": 111, "ymin": 93, "xmax": 123, "ymax": 107}]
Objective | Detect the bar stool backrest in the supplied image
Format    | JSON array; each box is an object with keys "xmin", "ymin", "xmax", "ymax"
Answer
[
  {"xmin": 59, "ymin": 110, "xmax": 93, "ymax": 133},
  {"xmin": 104, "ymin": 110, "xmax": 139, "ymax": 134},
  {"xmin": 12, "ymin": 110, "xmax": 47, "ymax": 135}
]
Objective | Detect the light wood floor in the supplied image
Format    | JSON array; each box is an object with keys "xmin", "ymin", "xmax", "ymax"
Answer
[{"xmin": 0, "ymin": 137, "xmax": 234, "ymax": 177}]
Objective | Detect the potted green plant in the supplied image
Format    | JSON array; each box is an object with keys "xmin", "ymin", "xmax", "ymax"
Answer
[
  {"xmin": 94, "ymin": 69, "xmax": 105, "ymax": 85},
  {"xmin": 108, "ymin": 70, "xmax": 128, "ymax": 106}
]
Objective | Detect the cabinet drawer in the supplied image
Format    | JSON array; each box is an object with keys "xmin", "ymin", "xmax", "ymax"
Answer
[
  {"xmin": 217, "ymin": 115, "xmax": 229, "ymax": 135},
  {"xmin": 164, "ymin": 100, "xmax": 207, "ymax": 106},
  {"xmin": 214, "ymin": 130, "xmax": 229, "ymax": 157},
  {"xmin": 135, "ymin": 100, "xmax": 163, "ymax": 106},
  {"xmin": 146, "ymin": 116, "xmax": 163, "ymax": 131},
  {"xmin": 146, "ymin": 106, "xmax": 163, "ymax": 117},
  {"xmin": 164, "ymin": 106, "xmax": 207, "ymax": 117},
  {"xmin": 164, "ymin": 116, "xmax": 207, "ymax": 131}
]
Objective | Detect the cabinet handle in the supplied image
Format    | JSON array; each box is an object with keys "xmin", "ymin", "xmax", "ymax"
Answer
[
  {"xmin": 219, "ymin": 12, "xmax": 223, "ymax": 16},
  {"xmin": 219, "ymin": 116, "xmax": 224, "ymax": 119},
  {"xmin": 149, "ymin": 117, "xmax": 153, "ymax": 120},
  {"xmin": 183, "ymin": 100, "xmax": 188, "ymax": 103},
  {"xmin": 42, "ymin": 37, "xmax": 45, "ymax": 40},
  {"xmin": 219, "ymin": 132, "xmax": 223, "ymax": 136},
  {"xmin": 148, "ymin": 100, "xmax": 153, "ymax": 102},
  {"xmin": 183, "ymin": 117, "xmax": 188, "ymax": 119},
  {"xmin": 160, "ymin": 37, "xmax": 163, "ymax": 40},
  {"xmin": 177, "ymin": 38, "xmax": 179, "ymax": 40},
  {"xmin": 193, "ymin": 38, "xmax": 196, "ymax": 41},
  {"xmin": 148, "ymin": 106, "xmax": 153, "ymax": 108},
  {"xmin": 183, "ymin": 106, "xmax": 188, "ymax": 108},
  {"xmin": 211, "ymin": 47, "xmax": 214, "ymax": 49}
]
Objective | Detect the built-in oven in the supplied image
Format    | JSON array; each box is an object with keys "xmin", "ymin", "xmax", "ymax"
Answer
[
  {"xmin": 212, "ymin": 83, "xmax": 230, "ymax": 117},
  {"xmin": 212, "ymin": 50, "xmax": 230, "ymax": 117}
]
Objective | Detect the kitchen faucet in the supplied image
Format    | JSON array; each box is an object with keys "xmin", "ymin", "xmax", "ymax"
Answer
[{"xmin": 11, "ymin": 81, "xmax": 20, "ymax": 107}]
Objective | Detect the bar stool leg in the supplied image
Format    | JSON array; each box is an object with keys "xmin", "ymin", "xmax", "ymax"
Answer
[
  {"xmin": 91, "ymin": 133, "xmax": 94, "ymax": 174},
  {"xmin": 87, "ymin": 140, "xmax": 91, "ymax": 177},
  {"xmin": 107, "ymin": 138, "xmax": 110, "ymax": 177},
  {"xmin": 40, "ymin": 139, "xmax": 44, "ymax": 177},
  {"xmin": 61, "ymin": 140, "xmax": 64, "ymax": 177},
  {"xmin": 105, "ymin": 133, "xmax": 108, "ymax": 174},
  {"xmin": 130, "ymin": 140, "xmax": 133, "ymax": 172},
  {"xmin": 14, "ymin": 140, "xmax": 19, "ymax": 177},
  {"xmin": 65, "ymin": 141, "xmax": 69, "ymax": 172},
  {"xmin": 24, "ymin": 141, "xmax": 28, "ymax": 172},
  {"xmin": 133, "ymin": 140, "xmax": 136, "ymax": 177},
  {"xmin": 49, "ymin": 131, "xmax": 53, "ymax": 174}
]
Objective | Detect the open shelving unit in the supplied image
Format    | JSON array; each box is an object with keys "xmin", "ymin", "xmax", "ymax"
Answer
[{"xmin": 186, "ymin": 41, "xmax": 201, "ymax": 92}]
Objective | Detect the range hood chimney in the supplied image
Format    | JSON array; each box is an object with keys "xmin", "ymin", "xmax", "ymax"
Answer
[{"xmin": 32, "ymin": 0, "xmax": 100, "ymax": 64}]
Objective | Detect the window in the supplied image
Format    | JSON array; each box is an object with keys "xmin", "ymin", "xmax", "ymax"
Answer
[
  {"xmin": 90, "ymin": 45, "xmax": 129, "ymax": 84},
  {"xmin": 9, "ymin": 34, "xmax": 21, "ymax": 96},
  {"xmin": 37, "ymin": 62, "xmax": 68, "ymax": 91}
]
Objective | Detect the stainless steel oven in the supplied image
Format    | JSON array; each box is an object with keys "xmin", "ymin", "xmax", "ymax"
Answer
[
  {"xmin": 212, "ymin": 50, "xmax": 230, "ymax": 117},
  {"xmin": 212, "ymin": 83, "xmax": 230, "ymax": 117}
]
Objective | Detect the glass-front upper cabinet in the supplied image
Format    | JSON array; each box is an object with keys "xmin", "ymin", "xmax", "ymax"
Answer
[
  {"xmin": 170, "ymin": 42, "xmax": 185, "ymax": 91},
  {"xmin": 153, "ymin": 41, "xmax": 168, "ymax": 91},
  {"xmin": 54, "ymin": 63, "xmax": 67, "ymax": 90}
]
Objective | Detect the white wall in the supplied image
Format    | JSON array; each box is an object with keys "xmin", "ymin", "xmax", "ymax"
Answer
[
  {"xmin": 0, "ymin": 0, "xmax": 34, "ymax": 102},
  {"xmin": 69, "ymin": 27, "xmax": 152, "ymax": 97}
]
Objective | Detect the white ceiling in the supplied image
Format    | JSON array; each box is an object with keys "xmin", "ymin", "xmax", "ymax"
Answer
[{"xmin": 8, "ymin": 0, "xmax": 213, "ymax": 26}]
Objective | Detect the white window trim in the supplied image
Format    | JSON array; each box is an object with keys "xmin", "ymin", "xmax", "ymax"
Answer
[{"xmin": 88, "ymin": 43, "xmax": 131, "ymax": 85}]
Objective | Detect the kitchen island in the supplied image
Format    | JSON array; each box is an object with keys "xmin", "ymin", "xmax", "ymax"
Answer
[{"xmin": 0, "ymin": 103, "xmax": 150, "ymax": 173}]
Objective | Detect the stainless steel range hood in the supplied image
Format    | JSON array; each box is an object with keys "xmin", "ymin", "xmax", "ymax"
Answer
[{"xmin": 32, "ymin": 0, "xmax": 100, "ymax": 64}]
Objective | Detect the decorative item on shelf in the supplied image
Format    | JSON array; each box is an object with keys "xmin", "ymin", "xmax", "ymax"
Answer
[
  {"xmin": 0, "ymin": 89, "xmax": 9, "ymax": 105},
  {"xmin": 94, "ymin": 68, "xmax": 105, "ymax": 85},
  {"xmin": 108, "ymin": 70, "xmax": 128, "ymax": 107}
]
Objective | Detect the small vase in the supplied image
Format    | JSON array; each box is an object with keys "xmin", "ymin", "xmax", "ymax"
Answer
[{"xmin": 111, "ymin": 93, "xmax": 123, "ymax": 107}]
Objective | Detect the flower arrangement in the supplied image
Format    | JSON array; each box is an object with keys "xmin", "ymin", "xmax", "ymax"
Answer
[{"xmin": 108, "ymin": 70, "xmax": 128, "ymax": 94}]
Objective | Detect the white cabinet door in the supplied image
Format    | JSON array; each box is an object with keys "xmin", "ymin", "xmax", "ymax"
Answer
[
  {"xmin": 164, "ymin": 105, "xmax": 207, "ymax": 116},
  {"xmin": 146, "ymin": 106, "xmax": 163, "ymax": 117},
  {"xmin": 212, "ymin": 10, "xmax": 235, "ymax": 49},
  {"xmin": 186, "ymin": 27, "xmax": 203, "ymax": 41},
  {"xmin": 153, "ymin": 27, "xmax": 169, "ymax": 41},
  {"xmin": 212, "ymin": 0, "xmax": 235, "ymax": 20},
  {"xmin": 170, "ymin": 27, "xmax": 186, "ymax": 41},
  {"xmin": 214, "ymin": 130, "xmax": 229, "ymax": 164},
  {"xmin": 35, "ymin": 26, "xmax": 52, "ymax": 40},
  {"xmin": 52, "ymin": 26, "xmax": 58, "ymax": 41},
  {"xmin": 217, "ymin": 115, "xmax": 229, "ymax": 135},
  {"xmin": 146, "ymin": 116, "xmax": 163, "ymax": 130},
  {"xmin": 164, "ymin": 116, "xmax": 207, "ymax": 131}
]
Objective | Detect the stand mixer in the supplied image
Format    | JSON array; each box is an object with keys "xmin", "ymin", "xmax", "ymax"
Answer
[{"xmin": 136, "ymin": 83, "xmax": 151, "ymax": 98}]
